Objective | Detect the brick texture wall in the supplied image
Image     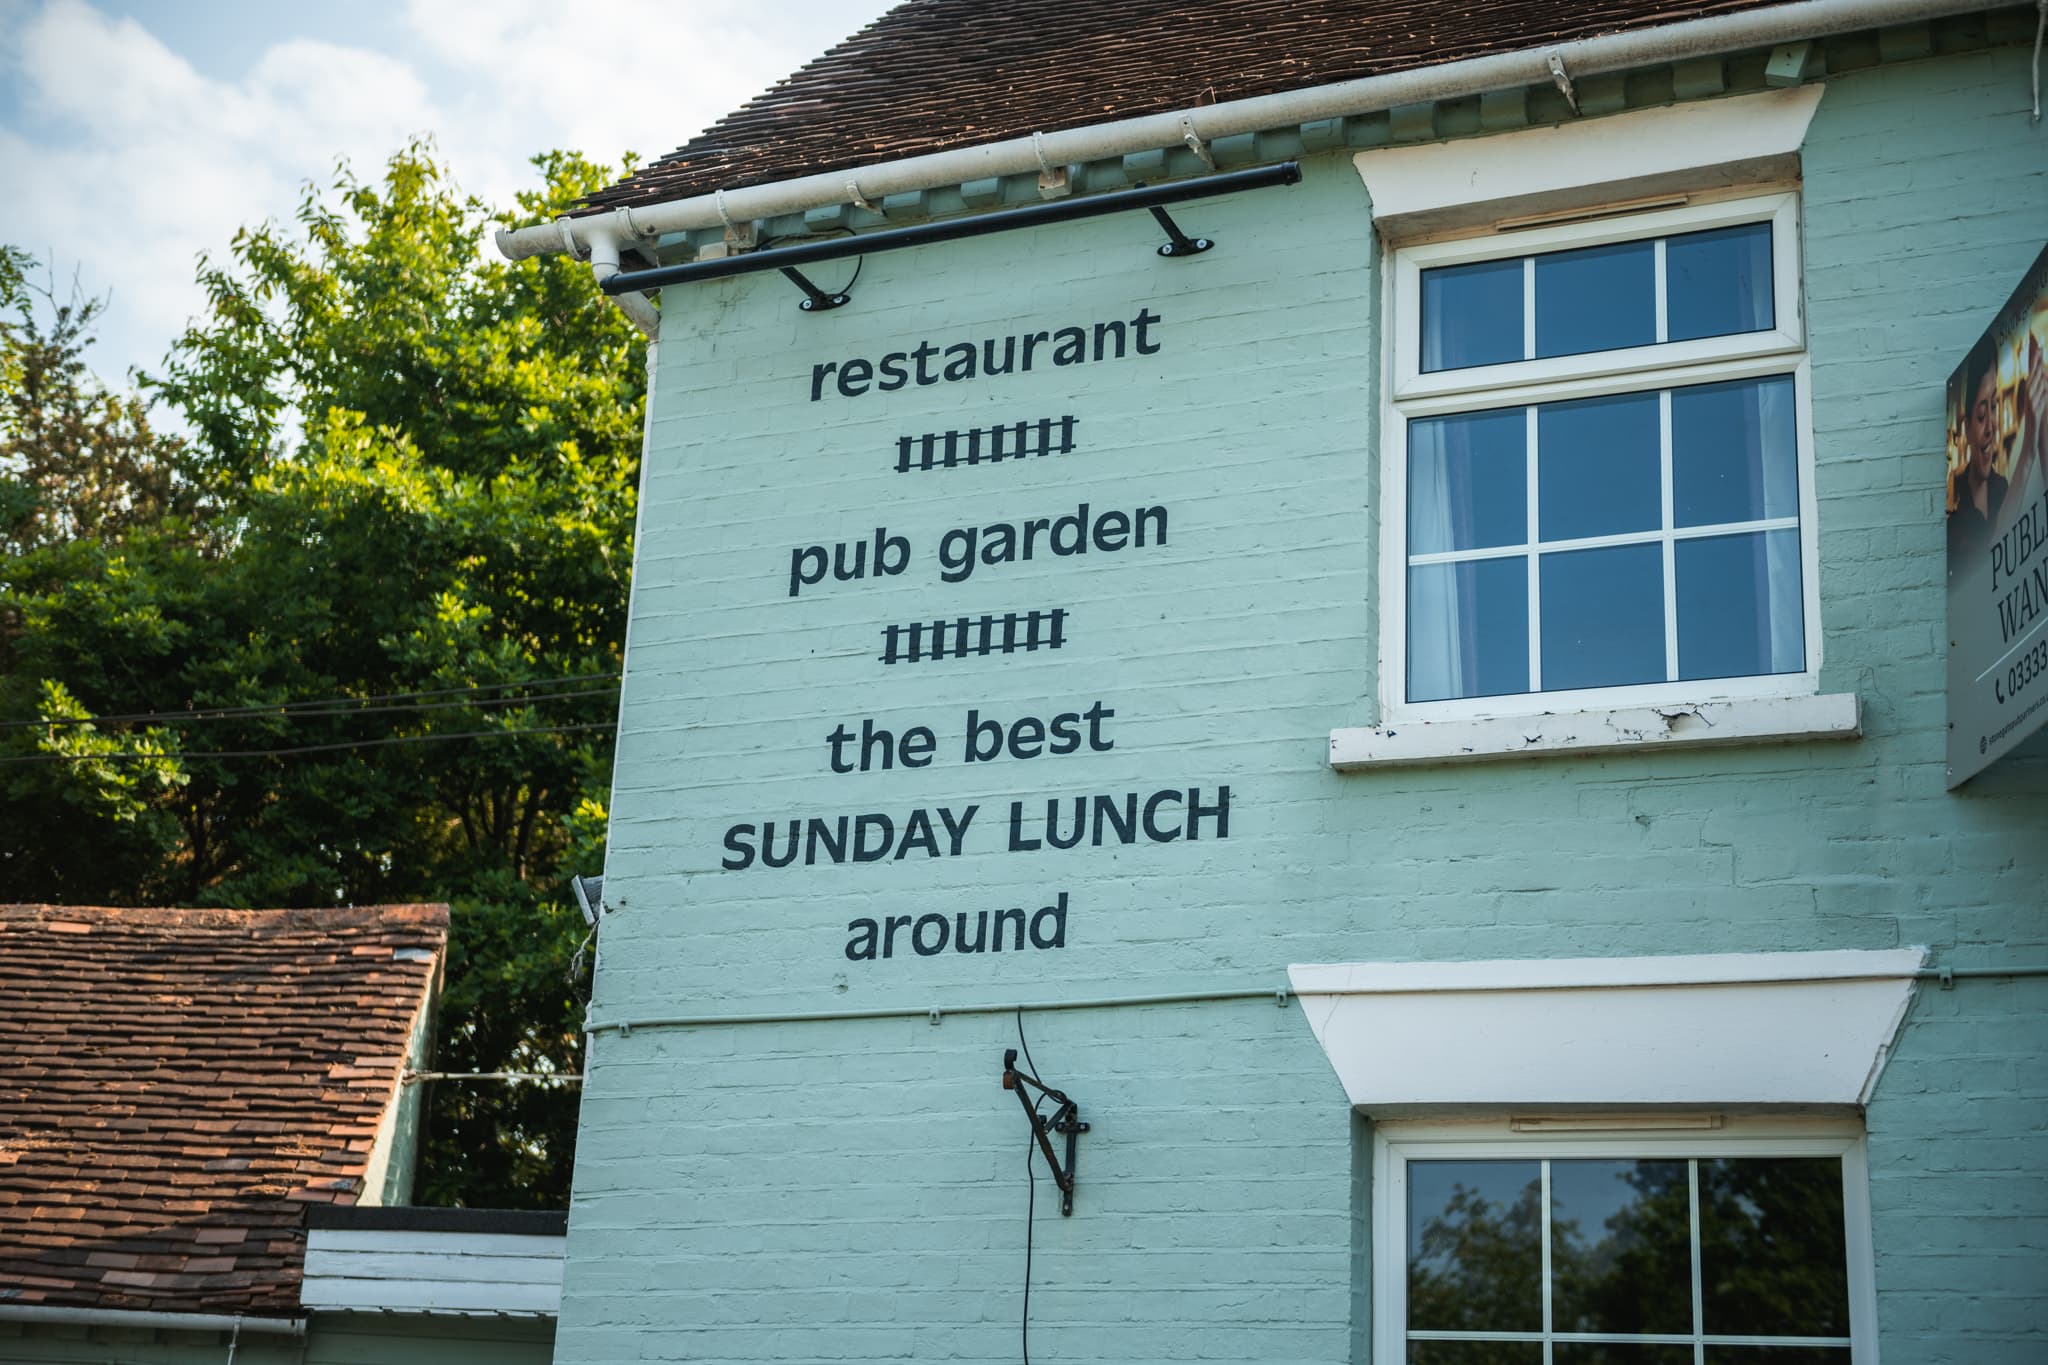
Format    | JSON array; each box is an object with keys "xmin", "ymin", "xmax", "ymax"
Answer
[{"xmin": 565, "ymin": 42, "xmax": 2048, "ymax": 1364}]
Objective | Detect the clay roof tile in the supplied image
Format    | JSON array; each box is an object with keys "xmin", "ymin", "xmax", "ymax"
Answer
[{"xmin": 0, "ymin": 903, "xmax": 447, "ymax": 1319}]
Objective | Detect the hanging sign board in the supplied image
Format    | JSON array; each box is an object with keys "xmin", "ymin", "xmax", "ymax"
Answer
[{"xmin": 1947, "ymin": 240, "xmax": 2048, "ymax": 787}]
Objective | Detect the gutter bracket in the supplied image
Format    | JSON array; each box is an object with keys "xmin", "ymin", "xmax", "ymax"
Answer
[
  {"xmin": 1179, "ymin": 115, "xmax": 1217, "ymax": 168},
  {"xmin": 1546, "ymin": 52, "xmax": 1581, "ymax": 115},
  {"xmin": 1032, "ymin": 131, "xmax": 1071, "ymax": 199},
  {"xmin": 714, "ymin": 189, "xmax": 756, "ymax": 249},
  {"xmin": 781, "ymin": 266, "xmax": 851, "ymax": 312},
  {"xmin": 846, "ymin": 180, "xmax": 885, "ymax": 218},
  {"xmin": 617, "ymin": 207, "xmax": 659, "ymax": 269}
]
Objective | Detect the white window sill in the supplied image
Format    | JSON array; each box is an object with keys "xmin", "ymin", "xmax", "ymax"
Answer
[{"xmin": 1328, "ymin": 693, "xmax": 1859, "ymax": 771}]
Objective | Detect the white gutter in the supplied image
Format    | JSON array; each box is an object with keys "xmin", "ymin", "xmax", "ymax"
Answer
[
  {"xmin": 0, "ymin": 1304, "xmax": 307, "ymax": 1336},
  {"xmin": 500, "ymin": 0, "xmax": 1997, "ymax": 274}
]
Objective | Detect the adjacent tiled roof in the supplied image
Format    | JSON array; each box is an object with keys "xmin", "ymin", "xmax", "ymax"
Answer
[
  {"xmin": 0, "ymin": 903, "xmax": 447, "ymax": 1318},
  {"xmin": 581, "ymin": 0, "xmax": 1795, "ymax": 214}
]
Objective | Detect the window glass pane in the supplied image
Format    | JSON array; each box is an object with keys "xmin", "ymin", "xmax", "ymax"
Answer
[
  {"xmin": 1668, "ymin": 221, "xmax": 1775, "ymax": 342},
  {"xmin": 1422, "ymin": 259, "xmax": 1525, "ymax": 372},
  {"xmin": 1676, "ymin": 530, "xmax": 1804, "ymax": 681},
  {"xmin": 1536, "ymin": 241, "xmax": 1655, "ymax": 358},
  {"xmin": 1702, "ymin": 1350, "xmax": 1851, "ymax": 1364},
  {"xmin": 1411, "ymin": 409, "xmax": 1529, "ymax": 554},
  {"xmin": 1550, "ymin": 1159, "xmax": 1694, "ymax": 1336},
  {"xmin": 1407, "ymin": 1160, "xmax": 1543, "ymax": 1332},
  {"xmin": 1537, "ymin": 392, "xmax": 1662, "ymax": 542},
  {"xmin": 1699, "ymin": 1157, "xmax": 1851, "ymax": 1338},
  {"xmin": 1553, "ymin": 1346, "xmax": 1695, "ymax": 1365},
  {"xmin": 1409, "ymin": 559, "xmax": 1529, "ymax": 702},
  {"xmin": 1672, "ymin": 375, "xmax": 1799, "ymax": 527},
  {"xmin": 1538, "ymin": 543, "xmax": 1665, "ymax": 691},
  {"xmin": 1433, "ymin": 257, "xmax": 1531, "ymax": 370},
  {"xmin": 1409, "ymin": 1343, "xmax": 1544, "ymax": 1365}
]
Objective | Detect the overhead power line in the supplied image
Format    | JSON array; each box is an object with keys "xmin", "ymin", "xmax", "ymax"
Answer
[
  {"xmin": 0, "ymin": 720, "xmax": 617, "ymax": 766},
  {"xmin": 0, "ymin": 673, "xmax": 623, "ymax": 733}
]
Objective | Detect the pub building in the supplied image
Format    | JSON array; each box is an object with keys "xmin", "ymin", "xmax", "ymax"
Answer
[{"xmin": 500, "ymin": 2, "xmax": 2048, "ymax": 1360}]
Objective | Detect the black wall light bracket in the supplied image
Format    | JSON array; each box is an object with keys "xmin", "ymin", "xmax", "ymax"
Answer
[
  {"xmin": 1002, "ymin": 1047, "xmax": 1089, "ymax": 1216},
  {"xmin": 779, "ymin": 266, "xmax": 850, "ymax": 312},
  {"xmin": 1148, "ymin": 203, "xmax": 1212, "ymax": 257},
  {"xmin": 599, "ymin": 161, "xmax": 1302, "ymax": 311}
]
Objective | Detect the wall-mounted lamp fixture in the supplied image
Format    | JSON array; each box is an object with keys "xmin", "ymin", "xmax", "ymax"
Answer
[
  {"xmin": 570, "ymin": 874, "xmax": 603, "ymax": 928},
  {"xmin": 1001, "ymin": 1047, "xmax": 1089, "ymax": 1216}
]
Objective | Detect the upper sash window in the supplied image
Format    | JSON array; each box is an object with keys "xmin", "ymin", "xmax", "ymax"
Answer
[{"xmin": 1382, "ymin": 193, "xmax": 1819, "ymax": 720}]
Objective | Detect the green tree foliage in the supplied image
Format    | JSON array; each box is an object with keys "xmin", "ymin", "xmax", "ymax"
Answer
[
  {"xmin": 0, "ymin": 144, "xmax": 646, "ymax": 1206},
  {"xmin": 0, "ymin": 254, "xmax": 203, "ymax": 561}
]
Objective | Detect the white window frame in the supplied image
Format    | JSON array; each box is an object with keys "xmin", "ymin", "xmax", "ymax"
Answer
[
  {"xmin": 1372, "ymin": 1115, "xmax": 1880, "ymax": 1365},
  {"xmin": 1377, "ymin": 192, "xmax": 1825, "ymax": 727}
]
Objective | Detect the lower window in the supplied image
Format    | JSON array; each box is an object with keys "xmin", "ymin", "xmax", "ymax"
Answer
[{"xmin": 1376, "ymin": 1122, "xmax": 1872, "ymax": 1365}]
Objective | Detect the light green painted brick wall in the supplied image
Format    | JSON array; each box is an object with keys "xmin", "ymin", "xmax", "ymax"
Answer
[
  {"xmin": 564, "ymin": 42, "xmax": 2048, "ymax": 1365},
  {"xmin": 1801, "ymin": 44, "xmax": 2048, "ymax": 1365}
]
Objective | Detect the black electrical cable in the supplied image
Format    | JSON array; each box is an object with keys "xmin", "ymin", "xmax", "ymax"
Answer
[
  {"xmin": 1016, "ymin": 1006, "xmax": 1047, "ymax": 1365},
  {"xmin": 1022, "ymin": 1117, "xmax": 1037, "ymax": 1365},
  {"xmin": 9, "ymin": 684, "xmax": 621, "ymax": 735},
  {"xmin": 0, "ymin": 720, "xmax": 617, "ymax": 765},
  {"xmin": 2, "ymin": 671, "xmax": 622, "ymax": 732},
  {"xmin": 748, "ymin": 226, "xmax": 862, "ymax": 303}
]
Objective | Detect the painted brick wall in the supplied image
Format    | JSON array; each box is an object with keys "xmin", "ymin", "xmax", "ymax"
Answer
[
  {"xmin": 1801, "ymin": 44, "xmax": 2048, "ymax": 1365},
  {"xmin": 562, "ymin": 42, "xmax": 2048, "ymax": 1365}
]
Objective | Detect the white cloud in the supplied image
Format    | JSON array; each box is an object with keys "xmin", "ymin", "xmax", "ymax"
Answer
[
  {"xmin": 0, "ymin": 1, "xmax": 442, "ymax": 378},
  {"xmin": 403, "ymin": 0, "xmax": 808, "ymax": 163},
  {"xmin": 0, "ymin": 0, "xmax": 892, "ymax": 381}
]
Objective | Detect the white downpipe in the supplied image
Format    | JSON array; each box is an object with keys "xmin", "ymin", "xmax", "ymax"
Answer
[
  {"xmin": 0, "ymin": 1304, "xmax": 307, "ymax": 1337},
  {"xmin": 499, "ymin": 0, "xmax": 1994, "ymax": 272},
  {"xmin": 582, "ymin": 224, "xmax": 660, "ymax": 338}
]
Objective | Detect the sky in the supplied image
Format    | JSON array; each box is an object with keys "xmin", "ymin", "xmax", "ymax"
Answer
[{"xmin": 0, "ymin": 0, "xmax": 896, "ymax": 383}]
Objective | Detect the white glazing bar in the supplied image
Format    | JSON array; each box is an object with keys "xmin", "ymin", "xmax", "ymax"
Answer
[
  {"xmin": 1410, "ymin": 543, "xmax": 1531, "ymax": 567},
  {"xmin": 1406, "ymin": 1332, "xmax": 1852, "ymax": 1347},
  {"xmin": 1671, "ymin": 516, "xmax": 1800, "ymax": 541},
  {"xmin": 1689, "ymin": 1159, "xmax": 1706, "ymax": 1365},
  {"xmin": 1408, "ymin": 516, "xmax": 1799, "ymax": 567},
  {"xmin": 1540, "ymin": 1159, "xmax": 1554, "ymax": 1365},
  {"xmin": 1523, "ymin": 256, "xmax": 1538, "ymax": 360},
  {"xmin": 1526, "ymin": 406, "xmax": 1542, "ymax": 691},
  {"xmin": 1655, "ymin": 237, "xmax": 1670, "ymax": 344},
  {"xmin": 1661, "ymin": 389, "xmax": 1679, "ymax": 682}
]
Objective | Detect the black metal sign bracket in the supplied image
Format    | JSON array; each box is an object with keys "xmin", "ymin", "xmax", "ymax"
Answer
[
  {"xmin": 1002, "ymin": 1048, "xmax": 1089, "ymax": 1216},
  {"xmin": 1148, "ymin": 203, "xmax": 1213, "ymax": 257},
  {"xmin": 780, "ymin": 266, "xmax": 850, "ymax": 312},
  {"xmin": 601, "ymin": 161, "xmax": 1302, "ymax": 307}
]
